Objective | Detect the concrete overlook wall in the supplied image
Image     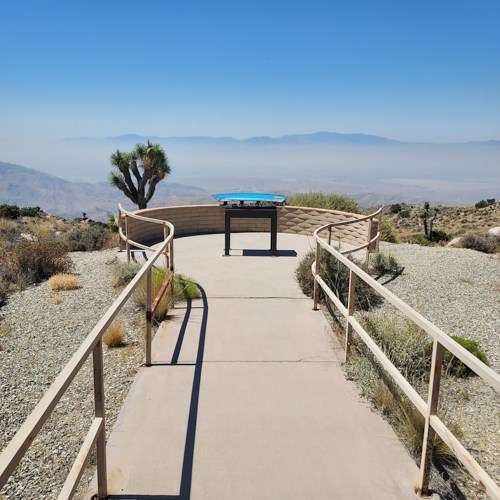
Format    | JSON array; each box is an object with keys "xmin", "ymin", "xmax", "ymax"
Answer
[{"xmin": 122, "ymin": 204, "xmax": 378, "ymax": 249}]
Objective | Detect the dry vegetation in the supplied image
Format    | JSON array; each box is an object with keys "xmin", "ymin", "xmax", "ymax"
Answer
[
  {"xmin": 103, "ymin": 319, "xmax": 126, "ymax": 348},
  {"xmin": 381, "ymin": 200, "xmax": 500, "ymax": 250},
  {"xmin": 0, "ymin": 207, "xmax": 117, "ymax": 306},
  {"xmin": 48, "ymin": 273, "xmax": 80, "ymax": 291}
]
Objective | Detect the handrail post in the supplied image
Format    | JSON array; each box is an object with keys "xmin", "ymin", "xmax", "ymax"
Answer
[
  {"xmin": 328, "ymin": 225, "xmax": 332, "ymax": 246},
  {"xmin": 418, "ymin": 339, "xmax": 444, "ymax": 496},
  {"xmin": 313, "ymin": 241, "xmax": 320, "ymax": 311},
  {"xmin": 169, "ymin": 238, "xmax": 175, "ymax": 308},
  {"xmin": 365, "ymin": 218, "xmax": 373, "ymax": 263},
  {"xmin": 125, "ymin": 215, "xmax": 131, "ymax": 263},
  {"xmin": 93, "ymin": 339, "xmax": 107, "ymax": 499},
  {"xmin": 118, "ymin": 210, "xmax": 125, "ymax": 252},
  {"xmin": 345, "ymin": 269, "xmax": 356, "ymax": 363},
  {"xmin": 163, "ymin": 223, "xmax": 170, "ymax": 269},
  {"xmin": 146, "ymin": 268, "xmax": 152, "ymax": 366}
]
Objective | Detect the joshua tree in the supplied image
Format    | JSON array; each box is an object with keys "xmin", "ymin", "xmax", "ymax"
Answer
[
  {"xmin": 421, "ymin": 201, "xmax": 437, "ymax": 239},
  {"xmin": 109, "ymin": 141, "xmax": 171, "ymax": 209}
]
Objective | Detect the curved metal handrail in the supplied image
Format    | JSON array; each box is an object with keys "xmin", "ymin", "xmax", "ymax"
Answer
[
  {"xmin": 119, "ymin": 204, "xmax": 175, "ymax": 259},
  {"xmin": 313, "ymin": 206, "xmax": 382, "ymax": 259}
]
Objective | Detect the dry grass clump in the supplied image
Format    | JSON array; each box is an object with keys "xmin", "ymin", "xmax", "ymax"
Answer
[
  {"xmin": 103, "ymin": 319, "xmax": 125, "ymax": 348},
  {"xmin": 47, "ymin": 293, "xmax": 62, "ymax": 305},
  {"xmin": 48, "ymin": 273, "xmax": 80, "ymax": 291}
]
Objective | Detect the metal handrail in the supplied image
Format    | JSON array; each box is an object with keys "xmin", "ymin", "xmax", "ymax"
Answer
[
  {"xmin": 311, "ymin": 232, "xmax": 500, "ymax": 499},
  {"xmin": 0, "ymin": 217, "xmax": 175, "ymax": 499},
  {"xmin": 315, "ymin": 207, "xmax": 382, "ymax": 261}
]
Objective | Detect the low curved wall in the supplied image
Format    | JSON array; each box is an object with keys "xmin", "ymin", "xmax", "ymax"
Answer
[{"xmin": 122, "ymin": 204, "xmax": 378, "ymax": 250}]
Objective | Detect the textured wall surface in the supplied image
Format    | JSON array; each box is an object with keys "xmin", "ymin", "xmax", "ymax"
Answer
[{"xmin": 122, "ymin": 204, "xmax": 378, "ymax": 249}]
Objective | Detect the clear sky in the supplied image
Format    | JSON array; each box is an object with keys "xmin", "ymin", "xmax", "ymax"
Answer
[{"xmin": 1, "ymin": 0, "xmax": 499, "ymax": 145}]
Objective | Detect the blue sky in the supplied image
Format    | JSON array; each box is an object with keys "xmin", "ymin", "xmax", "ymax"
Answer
[{"xmin": 1, "ymin": 0, "xmax": 499, "ymax": 145}]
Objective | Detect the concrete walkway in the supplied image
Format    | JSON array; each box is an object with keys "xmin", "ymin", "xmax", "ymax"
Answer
[{"xmin": 89, "ymin": 233, "xmax": 418, "ymax": 499}]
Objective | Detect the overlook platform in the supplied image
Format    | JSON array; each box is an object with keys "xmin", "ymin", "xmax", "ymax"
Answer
[{"xmin": 87, "ymin": 233, "xmax": 418, "ymax": 499}]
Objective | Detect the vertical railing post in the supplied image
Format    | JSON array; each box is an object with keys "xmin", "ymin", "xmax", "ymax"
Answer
[
  {"xmin": 169, "ymin": 238, "xmax": 175, "ymax": 308},
  {"xmin": 118, "ymin": 210, "xmax": 124, "ymax": 252},
  {"xmin": 313, "ymin": 241, "xmax": 320, "ymax": 311},
  {"xmin": 344, "ymin": 269, "xmax": 356, "ymax": 363},
  {"xmin": 328, "ymin": 225, "xmax": 332, "ymax": 246},
  {"xmin": 146, "ymin": 268, "xmax": 152, "ymax": 366},
  {"xmin": 125, "ymin": 215, "xmax": 131, "ymax": 263},
  {"xmin": 163, "ymin": 223, "xmax": 170, "ymax": 269},
  {"xmin": 365, "ymin": 218, "xmax": 373, "ymax": 263},
  {"xmin": 93, "ymin": 340, "xmax": 107, "ymax": 499},
  {"xmin": 418, "ymin": 339, "xmax": 444, "ymax": 496}
]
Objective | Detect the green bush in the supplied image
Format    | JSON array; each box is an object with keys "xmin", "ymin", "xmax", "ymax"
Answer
[
  {"xmin": 369, "ymin": 253, "xmax": 402, "ymax": 276},
  {"xmin": 379, "ymin": 219, "xmax": 397, "ymax": 243},
  {"xmin": 444, "ymin": 336, "xmax": 489, "ymax": 377},
  {"xmin": 111, "ymin": 261, "xmax": 142, "ymax": 288},
  {"xmin": 389, "ymin": 203, "xmax": 402, "ymax": 214},
  {"xmin": 429, "ymin": 229, "xmax": 449, "ymax": 242},
  {"xmin": 286, "ymin": 192, "xmax": 360, "ymax": 213},
  {"xmin": 0, "ymin": 204, "xmax": 20, "ymax": 219},
  {"xmin": 19, "ymin": 206, "xmax": 44, "ymax": 217},
  {"xmin": 295, "ymin": 250, "xmax": 382, "ymax": 311},
  {"xmin": 398, "ymin": 210, "xmax": 410, "ymax": 218},
  {"xmin": 405, "ymin": 234, "xmax": 434, "ymax": 246},
  {"xmin": 474, "ymin": 199, "xmax": 488, "ymax": 209}
]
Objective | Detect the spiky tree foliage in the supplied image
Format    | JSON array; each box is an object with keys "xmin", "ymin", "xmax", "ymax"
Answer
[{"xmin": 109, "ymin": 141, "xmax": 171, "ymax": 209}]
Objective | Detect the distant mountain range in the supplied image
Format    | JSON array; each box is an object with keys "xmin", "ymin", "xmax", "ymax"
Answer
[
  {"xmin": 64, "ymin": 131, "xmax": 500, "ymax": 147},
  {"xmin": 0, "ymin": 162, "xmax": 211, "ymax": 220}
]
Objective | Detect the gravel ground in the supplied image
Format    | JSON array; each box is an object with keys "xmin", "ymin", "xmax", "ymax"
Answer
[
  {"xmin": 378, "ymin": 242, "xmax": 500, "ymax": 498},
  {"xmin": 0, "ymin": 249, "xmax": 145, "ymax": 499},
  {"xmin": 0, "ymin": 244, "xmax": 498, "ymax": 498}
]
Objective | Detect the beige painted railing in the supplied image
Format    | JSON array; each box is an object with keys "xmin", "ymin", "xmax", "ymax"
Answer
[
  {"xmin": 0, "ymin": 219, "xmax": 175, "ymax": 499},
  {"xmin": 312, "ymin": 224, "xmax": 500, "ymax": 499}
]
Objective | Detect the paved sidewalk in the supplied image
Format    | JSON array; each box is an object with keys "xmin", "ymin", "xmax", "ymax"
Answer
[{"xmin": 87, "ymin": 233, "xmax": 418, "ymax": 499}]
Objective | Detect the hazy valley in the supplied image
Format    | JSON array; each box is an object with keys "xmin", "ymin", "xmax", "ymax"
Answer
[{"xmin": 1, "ymin": 131, "xmax": 499, "ymax": 218}]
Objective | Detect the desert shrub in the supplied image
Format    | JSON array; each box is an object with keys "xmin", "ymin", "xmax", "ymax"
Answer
[
  {"xmin": 111, "ymin": 261, "xmax": 142, "ymax": 288},
  {"xmin": 369, "ymin": 253, "xmax": 402, "ymax": 276},
  {"xmin": 389, "ymin": 203, "xmax": 402, "ymax": 214},
  {"xmin": 429, "ymin": 229, "xmax": 449, "ymax": 242},
  {"xmin": 48, "ymin": 273, "xmax": 80, "ymax": 291},
  {"xmin": 0, "ymin": 278, "xmax": 9, "ymax": 307},
  {"xmin": 64, "ymin": 222, "xmax": 114, "ymax": 251},
  {"xmin": 346, "ymin": 313, "xmax": 460, "ymax": 468},
  {"xmin": 459, "ymin": 233, "xmax": 499, "ymax": 253},
  {"xmin": 398, "ymin": 209, "xmax": 410, "ymax": 218},
  {"xmin": 379, "ymin": 219, "xmax": 397, "ymax": 243},
  {"xmin": 404, "ymin": 233, "xmax": 434, "ymax": 246},
  {"xmin": 295, "ymin": 250, "xmax": 382, "ymax": 311},
  {"xmin": 486, "ymin": 198, "xmax": 495, "ymax": 205},
  {"xmin": 360, "ymin": 313, "xmax": 431, "ymax": 381},
  {"xmin": 0, "ymin": 204, "xmax": 20, "ymax": 219},
  {"xmin": 474, "ymin": 199, "xmax": 488, "ymax": 209},
  {"xmin": 286, "ymin": 192, "xmax": 360, "ymax": 213},
  {"xmin": 106, "ymin": 213, "xmax": 119, "ymax": 233},
  {"xmin": 19, "ymin": 206, "xmax": 44, "ymax": 217},
  {"xmin": 443, "ymin": 336, "xmax": 489, "ymax": 377},
  {"xmin": 103, "ymin": 319, "xmax": 125, "ymax": 347},
  {"xmin": 10, "ymin": 237, "xmax": 72, "ymax": 285}
]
